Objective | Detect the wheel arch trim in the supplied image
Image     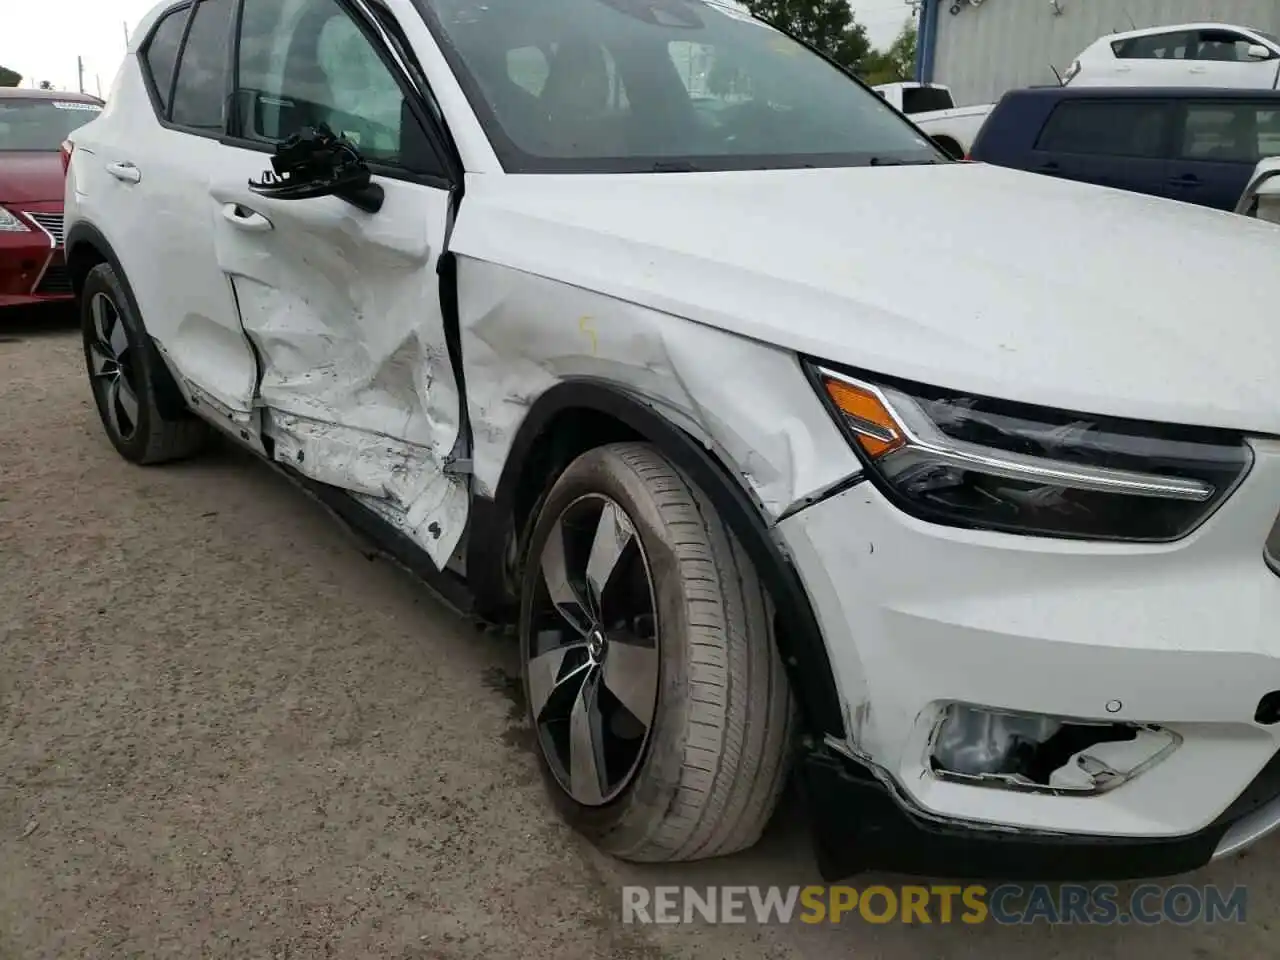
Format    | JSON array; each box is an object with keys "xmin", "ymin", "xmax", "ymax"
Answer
[{"xmin": 470, "ymin": 377, "xmax": 847, "ymax": 739}]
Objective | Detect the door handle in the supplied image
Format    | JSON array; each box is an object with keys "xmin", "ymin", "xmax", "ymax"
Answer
[
  {"xmin": 1169, "ymin": 174, "xmax": 1202, "ymax": 187},
  {"xmin": 1190, "ymin": 66, "xmax": 1208, "ymax": 74},
  {"xmin": 1038, "ymin": 161, "xmax": 1060, "ymax": 172},
  {"xmin": 220, "ymin": 202, "xmax": 273, "ymax": 232},
  {"xmin": 106, "ymin": 161, "xmax": 141, "ymax": 184}
]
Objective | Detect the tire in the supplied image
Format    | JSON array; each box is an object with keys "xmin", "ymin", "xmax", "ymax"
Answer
[
  {"xmin": 81, "ymin": 262, "xmax": 208, "ymax": 464},
  {"xmin": 519, "ymin": 442, "xmax": 794, "ymax": 863}
]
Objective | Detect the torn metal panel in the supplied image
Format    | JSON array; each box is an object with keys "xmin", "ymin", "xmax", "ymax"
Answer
[
  {"xmin": 265, "ymin": 411, "xmax": 468, "ymax": 566},
  {"xmin": 209, "ymin": 162, "xmax": 465, "ymax": 566},
  {"xmin": 450, "ymin": 252, "xmax": 861, "ymax": 517}
]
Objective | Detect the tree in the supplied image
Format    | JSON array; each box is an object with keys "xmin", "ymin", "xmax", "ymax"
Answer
[
  {"xmin": 860, "ymin": 19, "xmax": 918, "ymax": 85},
  {"xmin": 887, "ymin": 19, "xmax": 918, "ymax": 79},
  {"xmin": 38, "ymin": 80, "xmax": 54, "ymax": 90},
  {"xmin": 742, "ymin": 0, "xmax": 871, "ymax": 72},
  {"xmin": 0, "ymin": 66, "xmax": 20, "ymax": 88}
]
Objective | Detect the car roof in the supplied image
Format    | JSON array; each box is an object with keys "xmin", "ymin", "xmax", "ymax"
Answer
[
  {"xmin": 0, "ymin": 88, "xmax": 104, "ymax": 104},
  {"xmin": 1003, "ymin": 85, "xmax": 1280, "ymax": 102},
  {"xmin": 1095, "ymin": 22, "xmax": 1268, "ymax": 44}
]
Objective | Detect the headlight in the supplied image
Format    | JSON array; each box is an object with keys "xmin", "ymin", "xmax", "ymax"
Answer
[
  {"xmin": 0, "ymin": 207, "xmax": 31, "ymax": 233},
  {"xmin": 810, "ymin": 364, "xmax": 1252, "ymax": 541}
]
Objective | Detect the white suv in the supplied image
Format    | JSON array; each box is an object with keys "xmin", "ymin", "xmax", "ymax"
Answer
[
  {"xmin": 1066, "ymin": 22, "xmax": 1280, "ymax": 89},
  {"xmin": 64, "ymin": 0, "xmax": 1280, "ymax": 881}
]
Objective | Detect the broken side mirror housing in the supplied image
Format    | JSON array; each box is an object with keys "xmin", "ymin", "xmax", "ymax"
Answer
[{"xmin": 248, "ymin": 124, "xmax": 385, "ymax": 214}]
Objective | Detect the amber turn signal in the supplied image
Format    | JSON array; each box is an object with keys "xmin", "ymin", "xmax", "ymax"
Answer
[{"xmin": 821, "ymin": 376, "xmax": 906, "ymax": 459}]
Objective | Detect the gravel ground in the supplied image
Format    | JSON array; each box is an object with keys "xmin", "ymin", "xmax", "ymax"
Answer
[{"xmin": 3, "ymin": 312, "xmax": 1280, "ymax": 959}]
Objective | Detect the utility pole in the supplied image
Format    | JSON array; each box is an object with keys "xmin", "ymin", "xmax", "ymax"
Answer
[
  {"xmin": 95, "ymin": 74, "xmax": 103, "ymax": 98},
  {"xmin": 124, "ymin": 21, "xmax": 131, "ymax": 50},
  {"xmin": 77, "ymin": 55, "xmax": 85, "ymax": 94}
]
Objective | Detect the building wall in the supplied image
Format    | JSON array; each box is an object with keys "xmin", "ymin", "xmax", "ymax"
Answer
[{"xmin": 929, "ymin": 0, "xmax": 1280, "ymax": 106}]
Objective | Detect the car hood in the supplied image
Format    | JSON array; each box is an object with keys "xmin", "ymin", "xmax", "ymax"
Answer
[
  {"xmin": 0, "ymin": 151, "xmax": 65, "ymax": 204},
  {"xmin": 453, "ymin": 162, "xmax": 1280, "ymax": 435}
]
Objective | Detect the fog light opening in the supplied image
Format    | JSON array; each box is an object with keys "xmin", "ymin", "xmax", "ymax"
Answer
[{"xmin": 929, "ymin": 704, "xmax": 1179, "ymax": 795}]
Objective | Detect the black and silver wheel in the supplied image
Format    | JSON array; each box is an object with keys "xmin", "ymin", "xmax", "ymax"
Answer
[
  {"xmin": 520, "ymin": 442, "xmax": 794, "ymax": 863},
  {"xmin": 81, "ymin": 262, "xmax": 208, "ymax": 464}
]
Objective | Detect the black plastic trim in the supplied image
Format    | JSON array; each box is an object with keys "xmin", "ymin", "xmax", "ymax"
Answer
[
  {"xmin": 295, "ymin": 471, "xmax": 475, "ymax": 616},
  {"xmin": 802, "ymin": 744, "xmax": 1271, "ymax": 881},
  {"xmin": 469, "ymin": 378, "xmax": 846, "ymax": 739},
  {"xmin": 64, "ymin": 221, "xmax": 191, "ymax": 422}
]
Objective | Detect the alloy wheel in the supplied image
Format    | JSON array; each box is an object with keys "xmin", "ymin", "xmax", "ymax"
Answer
[
  {"xmin": 526, "ymin": 494, "xmax": 660, "ymax": 806},
  {"xmin": 86, "ymin": 292, "xmax": 140, "ymax": 442}
]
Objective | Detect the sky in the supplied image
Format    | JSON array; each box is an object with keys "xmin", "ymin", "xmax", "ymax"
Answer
[{"xmin": 1, "ymin": 0, "xmax": 918, "ymax": 94}]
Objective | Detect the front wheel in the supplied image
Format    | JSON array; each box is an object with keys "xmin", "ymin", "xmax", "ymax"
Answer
[{"xmin": 519, "ymin": 442, "xmax": 794, "ymax": 863}]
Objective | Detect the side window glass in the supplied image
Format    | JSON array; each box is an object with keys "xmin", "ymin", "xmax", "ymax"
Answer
[
  {"xmin": 1036, "ymin": 101, "xmax": 1170, "ymax": 158},
  {"xmin": 142, "ymin": 6, "xmax": 189, "ymax": 114},
  {"xmin": 236, "ymin": 0, "xmax": 429, "ymax": 169},
  {"xmin": 170, "ymin": 0, "xmax": 233, "ymax": 129},
  {"xmin": 1194, "ymin": 30, "xmax": 1256, "ymax": 62},
  {"xmin": 1181, "ymin": 102, "xmax": 1276, "ymax": 162},
  {"xmin": 1117, "ymin": 31, "xmax": 1194, "ymax": 60}
]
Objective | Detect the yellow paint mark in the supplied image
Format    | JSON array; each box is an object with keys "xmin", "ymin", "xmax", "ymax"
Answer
[{"xmin": 579, "ymin": 316, "xmax": 598, "ymax": 355}]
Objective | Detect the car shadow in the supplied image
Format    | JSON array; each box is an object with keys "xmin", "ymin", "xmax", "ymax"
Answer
[{"xmin": 0, "ymin": 302, "xmax": 80, "ymax": 341}]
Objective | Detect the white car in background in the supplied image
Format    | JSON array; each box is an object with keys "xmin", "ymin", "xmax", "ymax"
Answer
[
  {"xmin": 62, "ymin": 0, "xmax": 1280, "ymax": 883},
  {"xmin": 871, "ymin": 81, "xmax": 991, "ymax": 159},
  {"xmin": 1236, "ymin": 155, "xmax": 1280, "ymax": 222},
  {"xmin": 1066, "ymin": 23, "xmax": 1280, "ymax": 89}
]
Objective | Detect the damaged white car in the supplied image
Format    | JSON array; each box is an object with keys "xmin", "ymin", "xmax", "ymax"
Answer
[{"xmin": 65, "ymin": 0, "xmax": 1280, "ymax": 880}]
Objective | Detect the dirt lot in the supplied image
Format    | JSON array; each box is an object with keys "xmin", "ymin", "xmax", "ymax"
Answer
[{"xmin": 3, "ymin": 313, "xmax": 1280, "ymax": 958}]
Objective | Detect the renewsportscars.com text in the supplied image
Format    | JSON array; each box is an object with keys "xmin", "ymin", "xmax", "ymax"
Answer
[{"xmin": 622, "ymin": 884, "xmax": 1248, "ymax": 926}]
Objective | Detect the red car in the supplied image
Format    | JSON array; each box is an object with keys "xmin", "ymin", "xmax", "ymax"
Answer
[{"xmin": 0, "ymin": 88, "xmax": 103, "ymax": 309}]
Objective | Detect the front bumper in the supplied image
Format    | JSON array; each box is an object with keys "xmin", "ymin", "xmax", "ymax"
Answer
[
  {"xmin": 0, "ymin": 202, "xmax": 71, "ymax": 308},
  {"xmin": 800, "ymin": 743, "xmax": 1280, "ymax": 880},
  {"xmin": 779, "ymin": 435, "xmax": 1280, "ymax": 876}
]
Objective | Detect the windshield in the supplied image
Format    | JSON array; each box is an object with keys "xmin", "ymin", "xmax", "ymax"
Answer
[
  {"xmin": 417, "ymin": 0, "xmax": 940, "ymax": 172},
  {"xmin": 0, "ymin": 99, "xmax": 102, "ymax": 151}
]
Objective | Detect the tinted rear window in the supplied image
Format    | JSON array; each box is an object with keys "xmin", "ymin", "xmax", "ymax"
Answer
[
  {"xmin": 0, "ymin": 99, "xmax": 103, "ymax": 151},
  {"xmin": 170, "ymin": 0, "xmax": 233, "ymax": 129},
  {"xmin": 1036, "ymin": 99, "xmax": 1171, "ymax": 158},
  {"xmin": 143, "ymin": 5, "xmax": 190, "ymax": 112},
  {"xmin": 902, "ymin": 86, "xmax": 953, "ymax": 114},
  {"xmin": 1112, "ymin": 31, "xmax": 1195, "ymax": 59},
  {"xmin": 1180, "ymin": 101, "xmax": 1280, "ymax": 163}
]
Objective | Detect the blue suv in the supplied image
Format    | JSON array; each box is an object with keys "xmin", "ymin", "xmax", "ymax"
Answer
[{"xmin": 970, "ymin": 86, "xmax": 1280, "ymax": 211}]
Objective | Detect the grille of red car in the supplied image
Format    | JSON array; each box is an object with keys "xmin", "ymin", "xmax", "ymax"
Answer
[
  {"xmin": 24, "ymin": 212, "xmax": 64, "ymax": 247},
  {"xmin": 34, "ymin": 264, "xmax": 73, "ymax": 296}
]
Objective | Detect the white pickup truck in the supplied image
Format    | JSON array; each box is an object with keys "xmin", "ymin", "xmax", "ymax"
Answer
[{"xmin": 871, "ymin": 82, "xmax": 993, "ymax": 160}]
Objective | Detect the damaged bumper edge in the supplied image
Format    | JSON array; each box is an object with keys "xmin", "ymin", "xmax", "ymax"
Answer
[{"xmin": 800, "ymin": 740, "xmax": 1280, "ymax": 881}]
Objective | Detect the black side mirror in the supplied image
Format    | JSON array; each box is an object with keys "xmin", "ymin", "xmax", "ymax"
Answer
[{"xmin": 248, "ymin": 124, "xmax": 384, "ymax": 214}]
